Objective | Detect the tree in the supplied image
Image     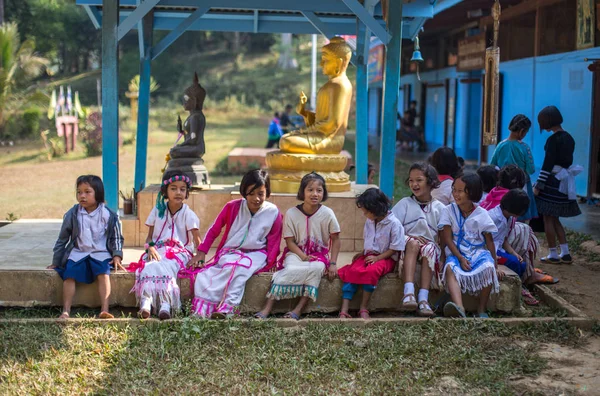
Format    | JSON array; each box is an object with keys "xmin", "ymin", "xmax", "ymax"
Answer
[{"xmin": 0, "ymin": 22, "xmax": 49, "ymax": 136}]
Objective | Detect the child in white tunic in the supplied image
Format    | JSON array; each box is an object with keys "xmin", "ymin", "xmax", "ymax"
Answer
[
  {"xmin": 255, "ymin": 172, "xmax": 341, "ymax": 320},
  {"xmin": 190, "ymin": 170, "xmax": 283, "ymax": 319},
  {"xmin": 392, "ymin": 163, "xmax": 445, "ymax": 317},
  {"xmin": 130, "ymin": 172, "xmax": 200, "ymax": 320},
  {"xmin": 438, "ymin": 173, "xmax": 503, "ymax": 318}
]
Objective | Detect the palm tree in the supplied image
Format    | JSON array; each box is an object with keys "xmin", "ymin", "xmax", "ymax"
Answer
[{"xmin": 0, "ymin": 22, "xmax": 49, "ymax": 136}]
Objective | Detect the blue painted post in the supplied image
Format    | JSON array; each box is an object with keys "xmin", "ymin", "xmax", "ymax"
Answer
[
  {"xmin": 454, "ymin": 77, "xmax": 469, "ymax": 159},
  {"xmin": 134, "ymin": 12, "xmax": 154, "ymax": 192},
  {"xmin": 355, "ymin": 21, "xmax": 370, "ymax": 185},
  {"xmin": 379, "ymin": 0, "xmax": 402, "ymax": 198},
  {"xmin": 102, "ymin": 0, "xmax": 119, "ymax": 212}
]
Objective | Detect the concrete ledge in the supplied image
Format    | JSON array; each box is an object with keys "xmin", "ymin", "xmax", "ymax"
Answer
[
  {"xmin": 534, "ymin": 284, "xmax": 588, "ymax": 318},
  {"xmin": 1, "ymin": 266, "xmax": 522, "ymax": 314}
]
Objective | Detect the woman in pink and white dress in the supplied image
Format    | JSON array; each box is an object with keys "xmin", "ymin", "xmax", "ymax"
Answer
[{"xmin": 189, "ymin": 170, "xmax": 283, "ymax": 319}]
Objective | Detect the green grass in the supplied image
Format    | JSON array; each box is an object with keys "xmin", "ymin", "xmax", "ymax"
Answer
[{"xmin": 0, "ymin": 319, "xmax": 587, "ymax": 394}]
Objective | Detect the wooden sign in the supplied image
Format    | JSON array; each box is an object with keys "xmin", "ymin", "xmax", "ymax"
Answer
[
  {"xmin": 457, "ymin": 34, "xmax": 486, "ymax": 72},
  {"xmin": 577, "ymin": 0, "xmax": 595, "ymax": 49}
]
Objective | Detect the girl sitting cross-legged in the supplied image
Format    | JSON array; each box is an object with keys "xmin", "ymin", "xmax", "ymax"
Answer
[
  {"xmin": 337, "ymin": 188, "xmax": 405, "ymax": 320},
  {"xmin": 439, "ymin": 173, "xmax": 502, "ymax": 318},
  {"xmin": 190, "ymin": 169, "xmax": 283, "ymax": 319},
  {"xmin": 392, "ymin": 162, "xmax": 446, "ymax": 317},
  {"xmin": 255, "ymin": 172, "xmax": 341, "ymax": 320}
]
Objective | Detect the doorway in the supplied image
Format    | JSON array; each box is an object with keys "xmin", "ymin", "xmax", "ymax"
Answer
[{"xmin": 589, "ymin": 61, "xmax": 600, "ymax": 197}]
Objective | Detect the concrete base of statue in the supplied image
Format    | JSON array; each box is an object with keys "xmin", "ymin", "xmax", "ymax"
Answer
[
  {"xmin": 165, "ymin": 158, "xmax": 210, "ymax": 187},
  {"xmin": 266, "ymin": 151, "xmax": 351, "ymax": 193}
]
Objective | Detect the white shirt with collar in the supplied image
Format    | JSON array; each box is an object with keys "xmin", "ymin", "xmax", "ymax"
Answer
[{"xmin": 68, "ymin": 203, "xmax": 112, "ymax": 262}]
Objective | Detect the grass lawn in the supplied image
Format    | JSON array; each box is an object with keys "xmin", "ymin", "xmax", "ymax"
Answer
[{"xmin": 0, "ymin": 319, "xmax": 588, "ymax": 394}]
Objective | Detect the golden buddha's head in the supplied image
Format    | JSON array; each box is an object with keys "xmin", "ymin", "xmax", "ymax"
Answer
[
  {"xmin": 183, "ymin": 72, "xmax": 206, "ymax": 111},
  {"xmin": 321, "ymin": 36, "xmax": 352, "ymax": 77}
]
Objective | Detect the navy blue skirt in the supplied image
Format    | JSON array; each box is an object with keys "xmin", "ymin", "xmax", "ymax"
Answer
[
  {"xmin": 536, "ymin": 175, "xmax": 581, "ymax": 218},
  {"xmin": 55, "ymin": 256, "xmax": 111, "ymax": 284}
]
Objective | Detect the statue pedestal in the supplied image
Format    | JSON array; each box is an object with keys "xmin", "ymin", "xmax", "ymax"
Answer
[
  {"xmin": 266, "ymin": 151, "xmax": 351, "ymax": 193},
  {"xmin": 165, "ymin": 158, "xmax": 210, "ymax": 188}
]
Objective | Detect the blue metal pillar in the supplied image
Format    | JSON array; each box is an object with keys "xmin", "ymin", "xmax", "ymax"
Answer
[
  {"xmin": 454, "ymin": 76, "xmax": 469, "ymax": 159},
  {"xmin": 355, "ymin": 19, "xmax": 370, "ymax": 184},
  {"xmin": 134, "ymin": 12, "xmax": 154, "ymax": 192},
  {"xmin": 102, "ymin": 0, "xmax": 119, "ymax": 211},
  {"xmin": 379, "ymin": 0, "xmax": 402, "ymax": 198}
]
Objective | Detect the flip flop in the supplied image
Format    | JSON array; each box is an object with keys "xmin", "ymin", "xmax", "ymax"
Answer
[
  {"xmin": 338, "ymin": 312, "xmax": 352, "ymax": 319},
  {"xmin": 477, "ymin": 312, "xmax": 490, "ymax": 319},
  {"xmin": 443, "ymin": 302, "xmax": 466, "ymax": 318},
  {"xmin": 358, "ymin": 309, "xmax": 370, "ymax": 320},
  {"xmin": 283, "ymin": 311, "xmax": 300, "ymax": 321},
  {"xmin": 254, "ymin": 312, "xmax": 268, "ymax": 320},
  {"xmin": 534, "ymin": 268, "xmax": 547, "ymax": 274},
  {"xmin": 536, "ymin": 274, "xmax": 559, "ymax": 284},
  {"xmin": 521, "ymin": 287, "xmax": 540, "ymax": 306},
  {"xmin": 58, "ymin": 312, "xmax": 70, "ymax": 320},
  {"xmin": 98, "ymin": 311, "xmax": 114, "ymax": 319},
  {"xmin": 210, "ymin": 312, "xmax": 227, "ymax": 320}
]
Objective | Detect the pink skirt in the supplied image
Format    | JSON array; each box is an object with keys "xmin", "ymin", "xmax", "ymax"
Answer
[{"xmin": 338, "ymin": 255, "xmax": 395, "ymax": 286}]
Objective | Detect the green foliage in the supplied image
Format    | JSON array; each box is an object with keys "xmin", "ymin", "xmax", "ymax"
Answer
[
  {"xmin": 80, "ymin": 112, "xmax": 103, "ymax": 157},
  {"xmin": 21, "ymin": 107, "xmax": 42, "ymax": 138},
  {"xmin": 40, "ymin": 129, "xmax": 64, "ymax": 160},
  {"xmin": 127, "ymin": 74, "xmax": 159, "ymax": 94},
  {"xmin": 5, "ymin": 213, "xmax": 20, "ymax": 222}
]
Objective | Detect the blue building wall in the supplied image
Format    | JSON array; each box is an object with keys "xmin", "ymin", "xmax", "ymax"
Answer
[{"xmin": 400, "ymin": 46, "xmax": 600, "ymax": 197}]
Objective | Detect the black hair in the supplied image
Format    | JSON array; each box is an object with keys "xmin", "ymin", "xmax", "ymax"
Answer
[
  {"xmin": 476, "ymin": 165, "xmax": 498, "ymax": 193},
  {"xmin": 240, "ymin": 169, "xmax": 271, "ymax": 198},
  {"xmin": 356, "ymin": 188, "xmax": 390, "ymax": 218},
  {"xmin": 76, "ymin": 175, "xmax": 105, "ymax": 203},
  {"xmin": 161, "ymin": 170, "xmax": 190, "ymax": 199},
  {"xmin": 285, "ymin": 104, "xmax": 293, "ymax": 110},
  {"xmin": 500, "ymin": 189, "xmax": 530, "ymax": 217},
  {"xmin": 410, "ymin": 100, "xmax": 417, "ymax": 105},
  {"xmin": 429, "ymin": 147, "xmax": 460, "ymax": 178},
  {"xmin": 497, "ymin": 165, "xmax": 526, "ymax": 190},
  {"xmin": 508, "ymin": 114, "xmax": 532, "ymax": 133},
  {"xmin": 454, "ymin": 172, "xmax": 483, "ymax": 202},
  {"xmin": 297, "ymin": 172, "xmax": 328, "ymax": 202},
  {"xmin": 274, "ymin": 112, "xmax": 280, "ymax": 118},
  {"xmin": 538, "ymin": 105, "xmax": 563, "ymax": 130},
  {"xmin": 405, "ymin": 162, "xmax": 440, "ymax": 189},
  {"xmin": 457, "ymin": 156, "xmax": 465, "ymax": 169}
]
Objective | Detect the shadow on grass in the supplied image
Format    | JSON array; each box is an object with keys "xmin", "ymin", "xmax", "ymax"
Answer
[{"xmin": 5, "ymin": 153, "xmax": 42, "ymax": 165}]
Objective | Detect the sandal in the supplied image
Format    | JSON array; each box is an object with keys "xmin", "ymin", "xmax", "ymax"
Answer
[
  {"xmin": 210, "ymin": 312, "xmax": 226, "ymax": 320},
  {"xmin": 339, "ymin": 312, "xmax": 352, "ymax": 319},
  {"xmin": 534, "ymin": 268, "xmax": 547, "ymax": 274},
  {"xmin": 477, "ymin": 312, "xmax": 490, "ymax": 319},
  {"xmin": 560, "ymin": 254, "xmax": 573, "ymax": 264},
  {"xmin": 58, "ymin": 312, "xmax": 70, "ymax": 319},
  {"xmin": 283, "ymin": 311, "xmax": 300, "ymax": 321},
  {"xmin": 417, "ymin": 301, "xmax": 434, "ymax": 317},
  {"xmin": 98, "ymin": 311, "xmax": 114, "ymax": 319},
  {"xmin": 400, "ymin": 293, "xmax": 418, "ymax": 311},
  {"xmin": 254, "ymin": 312, "xmax": 268, "ymax": 320},
  {"xmin": 536, "ymin": 274, "xmax": 559, "ymax": 284},
  {"xmin": 358, "ymin": 309, "xmax": 370, "ymax": 320},
  {"xmin": 443, "ymin": 302, "xmax": 466, "ymax": 318},
  {"xmin": 521, "ymin": 287, "xmax": 539, "ymax": 306},
  {"xmin": 540, "ymin": 255, "xmax": 561, "ymax": 264}
]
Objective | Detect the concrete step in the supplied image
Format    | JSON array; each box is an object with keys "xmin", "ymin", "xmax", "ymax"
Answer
[{"xmin": 0, "ymin": 265, "xmax": 522, "ymax": 314}]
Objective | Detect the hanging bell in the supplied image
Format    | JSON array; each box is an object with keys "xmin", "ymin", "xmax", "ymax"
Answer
[{"xmin": 410, "ymin": 35, "xmax": 424, "ymax": 63}]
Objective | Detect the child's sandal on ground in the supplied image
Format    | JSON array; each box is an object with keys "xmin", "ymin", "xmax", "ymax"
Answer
[
  {"xmin": 283, "ymin": 311, "xmax": 300, "ymax": 321},
  {"xmin": 138, "ymin": 310, "xmax": 151, "ymax": 319},
  {"xmin": 540, "ymin": 255, "xmax": 561, "ymax": 264},
  {"xmin": 534, "ymin": 268, "xmax": 547, "ymax": 274},
  {"xmin": 521, "ymin": 287, "xmax": 539, "ymax": 306},
  {"xmin": 537, "ymin": 274, "xmax": 559, "ymax": 284},
  {"xmin": 560, "ymin": 254, "xmax": 573, "ymax": 264},
  {"xmin": 358, "ymin": 309, "xmax": 370, "ymax": 319},
  {"xmin": 400, "ymin": 293, "xmax": 418, "ymax": 311},
  {"xmin": 338, "ymin": 312, "xmax": 352, "ymax": 319},
  {"xmin": 210, "ymin": 312, "xmax": 227, "ymax": 320},
  {"xmin": 417, "ymin": 301, "xmax": 434, "ymax": 317},
  {"xmin": 443, "ymin": 302, "xmax": 466, "ymax": 318},
  {"xmin": 98, "ymin": 311, "xmax": 114, "ymax": 319},
  {"xmin": 254, "ymin": 312, "xmax": 268, "ymax": 320},
  {"xmin": 58, "ymin": 312, "xmax": 70, "ymax": 319}
]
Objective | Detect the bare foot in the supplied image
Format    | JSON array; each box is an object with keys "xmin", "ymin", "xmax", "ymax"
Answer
[
  {"xmin": 98, "ymin": 311, "xmax": 114, "ymax": 319},
  {"xmin": 58, "ymin": 312, "xmax": 70, "ymax": 319}
]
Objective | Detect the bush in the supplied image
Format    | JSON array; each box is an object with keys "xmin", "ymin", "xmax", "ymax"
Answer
[
  {"xmin": 80, "ymin": 112, "xmax": 103, "ymax": 156},
  {"xmin": 22, "ymin": 108, "xmax": 42, "ymax": 139}
]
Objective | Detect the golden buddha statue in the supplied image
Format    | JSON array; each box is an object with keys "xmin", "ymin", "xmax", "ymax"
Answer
[{"xmin": 267, "ymin": 37, "xmax": 353, "ymax": 193}]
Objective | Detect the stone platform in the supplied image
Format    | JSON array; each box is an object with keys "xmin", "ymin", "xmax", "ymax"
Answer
[{"xmin": 0, "ymin": 221, "xmax": 522, "ymax": 314}]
